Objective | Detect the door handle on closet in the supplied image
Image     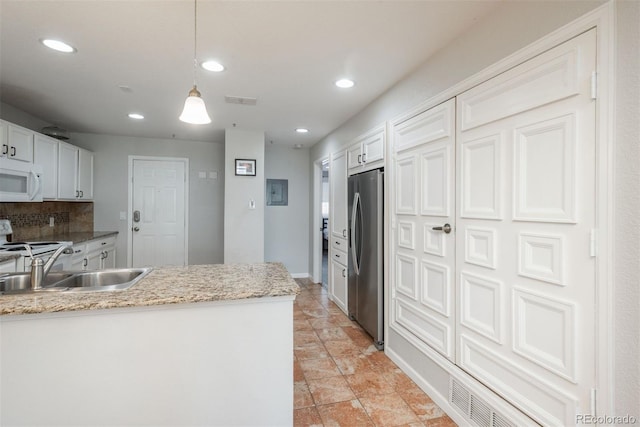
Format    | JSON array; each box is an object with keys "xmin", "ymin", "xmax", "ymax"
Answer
[{"xmin": 432, "ymin": 223, "xmax": 452, "ymax": 234}]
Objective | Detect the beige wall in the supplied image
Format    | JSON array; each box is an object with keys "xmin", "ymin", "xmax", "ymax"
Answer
[
  {"xmin": 264, "ymin": 145, "xmax": 310, "ymax": 275},
  {"xmin": 224, "ymin": 128, "xmax": 265, "ymax": 263}
]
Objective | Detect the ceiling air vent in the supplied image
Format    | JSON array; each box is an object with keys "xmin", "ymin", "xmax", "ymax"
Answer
[
  {"xmin": 225, "ymin": 96, "xmax": 257, "ymax": 106},
  {"xmin": 449, "ymin": 377, "xmax": 516, "ymax": 427}
]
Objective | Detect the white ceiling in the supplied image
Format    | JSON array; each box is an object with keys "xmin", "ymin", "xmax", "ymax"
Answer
[{"xmin": 0, "ymin": 0, "xmax": 500, "ymax": 147}]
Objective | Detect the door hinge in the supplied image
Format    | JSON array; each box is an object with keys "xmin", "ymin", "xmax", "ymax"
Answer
[
  {"xmin": 590, "ymin": 229, "xmax": 597, "ymax": 257},
  {"xmin": 590, "ymin": 388, "xmax": 597, "ymax": 416},
  {"xmin": 591, "ymin": 71, "xmax": 597, "ymax": 100}
]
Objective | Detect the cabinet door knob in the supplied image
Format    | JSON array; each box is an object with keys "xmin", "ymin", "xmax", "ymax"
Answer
[
  {"xmin": 83, "ymin": 258, "xmax": 88, "ymax": 267},
  {"xmin": 357, "ymin": 154, "xmax": 362, "ymax": 164},
  {"xmin": 10, "ymin": 146, "xmax": 16, "ymax": 157},
  {"xmin": 342, "ymin": 269, "xmax": 346, "ymax": 278},
  {"xmin": 1, "ymin": 144, "xmax": 8, "ymax": 155}
]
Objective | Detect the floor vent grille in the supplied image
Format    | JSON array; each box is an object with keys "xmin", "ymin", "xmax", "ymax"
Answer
[{"xmin": 449, "ymin": 378, "xmax": 515, "ymax": 427}]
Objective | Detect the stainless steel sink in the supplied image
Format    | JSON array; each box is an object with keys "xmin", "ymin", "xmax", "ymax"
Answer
[
  {"xmin": 50, "ymin": 268, "xmax": 152, "ymax": 292},
  {"xmin": 0, "ymin": 268, "xmax": 152, "ymax": 294},
  {"xmin": 0, "ymin": 272, "xmax": 73, "ymax": 294}
]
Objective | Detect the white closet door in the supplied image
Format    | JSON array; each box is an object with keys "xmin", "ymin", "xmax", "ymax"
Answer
[
  {"xmin": 455, "ymin": 29, "xmax": 596, "ymax": 426},
  {"xmin": 391, "ymin": 98, "xmax": 457, "ymax": 360}
]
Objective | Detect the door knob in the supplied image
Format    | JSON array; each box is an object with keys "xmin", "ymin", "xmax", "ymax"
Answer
[
  {"xmin": 432, "ymin": 223, "xmax": 452, "ymax": 234},
  {"xmin": 133, "ymin": 227, "xmax": 140, "ymax": 232}
]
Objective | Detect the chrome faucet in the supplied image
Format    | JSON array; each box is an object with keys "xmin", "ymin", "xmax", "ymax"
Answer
[{"xmin": 24, "ymin": 244, "xmax": 73, "ymax": 290}]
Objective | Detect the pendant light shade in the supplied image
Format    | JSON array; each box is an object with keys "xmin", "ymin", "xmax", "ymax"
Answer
[
  {"xmin": 179, "ymin": 0, "xmax": 211, "ymax": 125},
  {"xmin": 179, "ymin": 85, "xmax": 211, "ymax": 124}
]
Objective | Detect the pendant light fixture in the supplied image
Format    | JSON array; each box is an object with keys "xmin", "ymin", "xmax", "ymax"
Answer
[{"xmin": 179, "ymin": 0, "xmax": 211, "ymax": 124}]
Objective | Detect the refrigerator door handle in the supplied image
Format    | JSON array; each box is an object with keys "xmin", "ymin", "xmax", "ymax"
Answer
[{"xmin": 350, "ymin": 191, "xmax": 361, "ymax": 274}]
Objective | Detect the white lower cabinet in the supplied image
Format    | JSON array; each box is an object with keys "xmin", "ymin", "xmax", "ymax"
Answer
[
  {"xmin": 329, "ymin": 258, "xmax": 348, "ymax": 315},
  {"xmin": 329, "ymin": 235, "xmax": 349, "ymax": 315},
  {"xmin": 70, "ymin": 243, "xmax": 87, "ymax": 271},
  {"xmin": 0, "ymin": 258, "xmax": 17, "ymax": 273},
  {"xmin": 71, "ymin": 236, "xmax": 117, "ymax": 271}
]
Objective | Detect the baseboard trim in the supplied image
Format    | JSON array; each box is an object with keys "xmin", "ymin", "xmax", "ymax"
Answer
[{"xmin": 290, "ymin": 273, "xmax": 311, "ymax": 279}]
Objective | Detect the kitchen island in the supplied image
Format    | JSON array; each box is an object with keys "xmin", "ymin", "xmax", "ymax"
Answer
[{"xmin": 1, "ymin": 263, "xmax": 299, "ymax": 426}]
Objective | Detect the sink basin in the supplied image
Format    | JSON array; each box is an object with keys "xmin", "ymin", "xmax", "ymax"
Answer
[
  {"xmin": 0, "ymin": 272, "xmax": 73, "ymax": 294},
  {"xmin": 50, "ymin": 268, "xmax": 152, "ymax": 292},
  {"xmin": 0, "ymin": 268, "xmax": 152, "ymax": 294}
]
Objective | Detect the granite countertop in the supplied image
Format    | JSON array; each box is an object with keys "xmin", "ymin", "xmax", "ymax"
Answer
[{"xmin": 0, "ymin": 262, "xmax": 300, "ymax": 317}]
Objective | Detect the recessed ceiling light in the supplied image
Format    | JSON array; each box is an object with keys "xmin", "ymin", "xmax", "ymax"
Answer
[
  {"xmin": 295, "ymin": 128, "xmax": 309, "ymax": 133},
  {"xmin": 335, "ymin": 79, "xmax": 355, "ymax": 89},
  {"xmin": 294, "ymin": 144, "xmax": 304, "ymax": 149},
  {"xmin": 40, "ymin": 38, "xmax": 76, "ymax": 53},
  {"xmin": 201, "ymin": 60, "xmax": 225, "ymax": 72},
  {"xmin": 128, "ymin": 113, "xmax": 144, "ymax": 120}
]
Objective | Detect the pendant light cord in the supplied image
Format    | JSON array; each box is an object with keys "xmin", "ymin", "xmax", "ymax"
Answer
[{"xmin": 192, "ymin": 0, "xmax": 198, "ymax": 87}]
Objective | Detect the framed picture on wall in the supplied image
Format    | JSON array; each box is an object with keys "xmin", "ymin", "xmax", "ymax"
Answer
[{"xmin": 235, "ymin": 159, "xmax": 256, "ymax": 176}]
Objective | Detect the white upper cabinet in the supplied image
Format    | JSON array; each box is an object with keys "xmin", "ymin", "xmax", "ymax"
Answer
[
  {"xmin": 58, "ymin": 142, "xmax": 79, "ymax": 199},
  {"xmin": 330, "ymin": 149, "xmax": 348, "ymax": 240},
  {"xmin": 0, "ymin": 119, "xmax": 93, "ymax": 201},
  {"xmin": 78, "ymin": 148, "xmax": 93, "ymax": 200},
  {"xmin": 347, "ymin": 124, "xmax": 385, "ymax": 175},
  {"xmin": 58, "ymin": 142, "xmax": 93, "ymax": 201},
  {"xmin": 1, "ymin": 121, "xmax": 34, "ymax": 163},
  {"xmin": 33, "ymin": 134, "xmax": 59, "ymax": 199}
]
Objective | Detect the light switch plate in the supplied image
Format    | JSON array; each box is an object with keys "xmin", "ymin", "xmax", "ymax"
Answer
[
  {"xmin": 209, "ymin": 171, "xmax": 218, "ymax": 179},
  {"xmin": 119, "ymin": 211, "xmax": 127, "ymax": 220},
  {"xmin": 198, "ymin": 171, "xmax": 207, "ymax": 179}
]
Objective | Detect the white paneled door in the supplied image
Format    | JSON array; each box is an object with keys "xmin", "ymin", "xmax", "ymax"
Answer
[
  {"xmin": 455, "ymin": 30, "xmax": 596, "ymax": 426},
  {"xmin": 132, "ymin": 159, "xmax": 187, "ymax": 267},
  {"xmin": 390, "ymin": 29, "xmax": 597, "ymax": 426},
  {"xmin": 391, "ymin": 98, "xmax": 457, "ymax": 361}
]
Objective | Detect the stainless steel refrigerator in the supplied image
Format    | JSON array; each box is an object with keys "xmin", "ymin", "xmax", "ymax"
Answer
[{"xmin": 348, "ymin": 168, "xmax": 384, "ymax": 350}]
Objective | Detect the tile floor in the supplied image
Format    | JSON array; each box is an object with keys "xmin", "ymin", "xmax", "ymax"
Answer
[{"xmin": 293, "ymin": 278, "xmax": 458, "ymax": 427}]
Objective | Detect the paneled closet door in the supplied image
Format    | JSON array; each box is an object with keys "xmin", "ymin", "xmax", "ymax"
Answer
[
  {"xmin": 455, "ymin": 29, "xmax": 596, "ymax": 426},
  {"xmin": 391, "ymin": 98, "xmax": 457, "ymax": 361}
]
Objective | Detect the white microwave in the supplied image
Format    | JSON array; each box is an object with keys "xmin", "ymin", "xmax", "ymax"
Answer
[{"xmin": 0, "ymin": 158, "xmax": 43, "ymax": 202}]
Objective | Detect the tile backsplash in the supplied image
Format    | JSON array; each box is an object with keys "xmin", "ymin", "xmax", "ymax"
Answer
[{"xmin": 0, "ymin": 202, "xmax": 93, "ymax": 240}]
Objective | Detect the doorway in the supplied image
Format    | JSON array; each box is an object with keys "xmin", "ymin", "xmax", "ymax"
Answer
[
  {"xmin": 321, "ymin": 160, "xmax": 329, "ymax": 287},
  {"xmin": 128, "ymin": 156, "xmax": 189, "ymax": 267},
  {"xmin": 312, "ymin": 157, "xmax": 329, "ymax": 285}
]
